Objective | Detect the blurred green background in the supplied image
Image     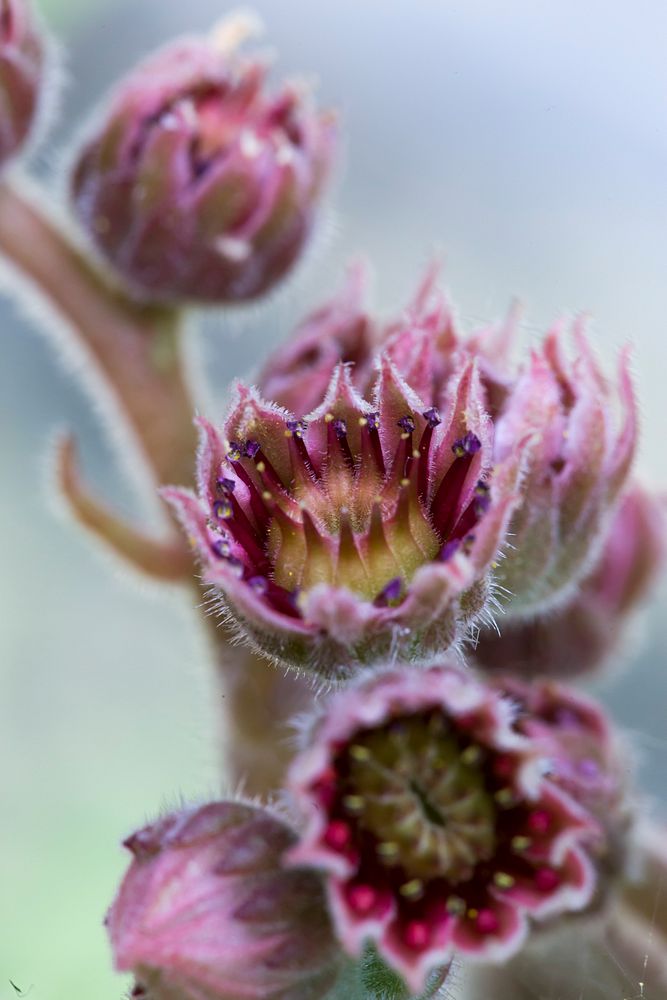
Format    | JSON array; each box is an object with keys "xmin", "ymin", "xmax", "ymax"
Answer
[{"xmin": 2, "ymin": 1, "xmax": 666, "ymax": 998}]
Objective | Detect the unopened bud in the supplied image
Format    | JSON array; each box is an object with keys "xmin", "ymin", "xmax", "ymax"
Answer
[
  {"xmin": 0, "ymin": 0, "xmax": 45, "ymax": 169},
  {"xmin": 70, "ymin": 14, "xmax": 336, "ymax": 304},
  {"xmin": 108, "ymin": 801, "xmax": 342, "ymax": 1000}
]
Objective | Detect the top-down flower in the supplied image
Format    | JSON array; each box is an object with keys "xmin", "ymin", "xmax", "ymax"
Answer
[
  {"xmin": 473, "ymin": 485, "xmax": 666, "ymax": 679},
  {"xmin": 0, "ymin": 0, "xmax": 45, "ymax": 169},
  {"xmin": 167, "ymin": 348, "xmax": 524, "ymax": 679},
  {"xmin": 492, "ymin": 321, "xmax": 637, "ymax": 617},
  {"xmin": 107, "ymin": 800, "xmax": 342, "ymax": 1000},
  {"xmin": 70, "ymin": 13, "xmax": 335, "ymax": 304},
  {"xmin": 287, "ymin": 663, "xmax": 598, "ymax": 993}
]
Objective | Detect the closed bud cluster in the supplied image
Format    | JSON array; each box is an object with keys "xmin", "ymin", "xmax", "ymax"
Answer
[
  {"xmin": 474, "ymin": 486, "xmax": 666, "ymax": 679},
  {"xmin": 107, "ymin": 801, "xmax": 342, "ymax": 1000},
  {"xmin": 287, "ymin": 663, "xmax": 599, "ymax": 992},
  {"xmin": 0, "ymin": 0, "xmax": 45, "ymax": 169},
  {"xmin": 70, "ymin": 14, "xmax": 335, "ymax": 304}
]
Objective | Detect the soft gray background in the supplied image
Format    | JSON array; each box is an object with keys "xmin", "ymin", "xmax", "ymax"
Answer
[{"xmin": 2, "ymin": 1, "xmax": 666, "ymax": 997}]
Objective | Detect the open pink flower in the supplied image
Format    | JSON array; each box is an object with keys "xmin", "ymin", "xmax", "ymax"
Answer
[
  {"xmin": 493, "ymin": 321, "xmax": 637, "ymax": 616},
  {"xmin": 107, "ymin": 801, "xmax": 341, "ymax": 1000},
  {"xmin": 287, "ymin": 664, "xmax": 598, "ymax": 993},
  {"xmin": 70, "ymin": 14, "xmax": 335, "ymax": 304},
  {"xmin": 0, "ymin": 0, "xmax": 45, "ymax": 169},
  {"xmin": 166, "ymin": 352, "xmax": 524, "ymax": 679},
  {"xmin": 474, "ymin": 485, "xmax": 666, "ymax": 679}
]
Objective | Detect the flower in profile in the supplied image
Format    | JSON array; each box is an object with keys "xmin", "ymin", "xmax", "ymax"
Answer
[
  {"xmin": 0, "ymin": 0, "xmax": 45, "ymax": 169},
  {"xmin": 493, "ymin": 320, "xmax": 637, "ymax": 616},
  {"xmin": 166, "ymin": 350, "xmax": 524, "ymax": 679},
  {"xmin": 473, "ymin": 486, "xmax": 666, "ymax": 679},
  {"xmin": 70, "ymin": 12, "xmax": 335, "ymax": 304},
  {"xmin": 107, "ymin": 801, "xmax": 342, "ymax": 1000},
  {"xmin": 287, "ymin": 664, "xmax": 598, "ymax": 993}
]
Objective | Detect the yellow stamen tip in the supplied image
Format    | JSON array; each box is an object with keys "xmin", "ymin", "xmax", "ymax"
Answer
[{"xmin": 399, "ymin": 879, "xmax": 424, "ymax": 900}]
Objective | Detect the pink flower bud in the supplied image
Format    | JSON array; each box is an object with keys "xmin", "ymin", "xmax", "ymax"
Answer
[
  {"xmin": 70, "ymin": 16, "xmax": 336, "ymax": 304},
  {"xmin": 473, "ymin": 485, "xmax": 666, "ymax": 679},
  {"xmin": 287, "ymin": 663, "xmax": 599, "ymax": 993},
  {"xmin": 493, "ymin": 321, "xmax": 638, "ymax": 616},
  {"xmin": 0, "ymin": 0, "xmax": 45, "ymax": 169},
  {"xmin": 257, "ymin": 262, "xmax": 376, "ymax": 416},
  {"xmin": 166, "ymin": 349, "xmax": 526, "ymax": 679},
  {"xmin": 107, "ymin": 801, "xmax": 342, "ymax": 1000}
]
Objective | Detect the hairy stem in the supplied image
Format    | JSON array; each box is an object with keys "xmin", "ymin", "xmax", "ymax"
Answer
[
  {"xmin": 206, "ymin": 621, "xmax": 315, "ymax": 797},
  {"xmin": 0, "ymin": 175, "xmax": 198, "ymax": 503},
  {"xmin": 0, "ymin": 173, "xmax": 304, "ymax": 796}
]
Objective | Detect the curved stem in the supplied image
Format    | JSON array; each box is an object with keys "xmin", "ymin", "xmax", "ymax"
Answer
[
  {"xmin": 0, "ymin": 175, "xmax": 198, "ymax": 504},
  {"xmin": 0, "ymin": 172, "xmax": 307, "ymax": 797}
]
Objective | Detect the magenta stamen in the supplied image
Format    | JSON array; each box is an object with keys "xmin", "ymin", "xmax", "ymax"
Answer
[
  {"xmin": 451, "ymin": 481, "xmax": 491, "ymax": 540},
  {"xmin": 329, "ymin": 417, "xmax": 355, "ymax": 470},
  {"xmin": 247, "ymin": 443, "xmax": 285, "ymax": 493},
  {"xmin": 417, "ymin": 411, "xmax": 440, "ymax": 501},
  {"xmin": 390, "ymin": 415, "xmax": 415, "ymax": 481},
  {"xmin": 225, "ymin": 495, "xmax": 270, "ymax": 571},
  {"xmin": 226, "ymin": 461, "xmax": 272, "ymax": 533},
  {"xmin": 361, "ymin": 413, "xmax": 386, "ymax": 477},
  {"xmin": 431, "ymin": 432, "xmax": 481, "ymax": 540}
]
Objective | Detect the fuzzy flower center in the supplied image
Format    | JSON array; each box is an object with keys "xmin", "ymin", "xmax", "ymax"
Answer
[
  {"xmin": 211, "ymin": 407, "xmax": 489, "ymax": 613},
  {"xmin": 340, "ymin": 713, "xmax": 496, "ymax": 881},
  {"xmin": 308, "ymin": 694, "xmax": 589, "ymax": 955}
]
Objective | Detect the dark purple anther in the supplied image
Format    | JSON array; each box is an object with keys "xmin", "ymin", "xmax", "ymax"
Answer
[
  {"xmin": 374, "ymin": 576, "xmax": 403, "ymax": 606},
  {"xmin": 474, "ymin": 482, "xmax": 491, "ymax": 516},
  {"xmin": 462, "ymin": 534, "xmax": 476, "ymax": 554},
  {"xmin": 286, "ymin": 419, "xmax": 308, "ymax": 438},
  {"xmin": 423, "ymin": 407, "xmax": 442, "ymax": 428},
  {"xmin": 332, "ymin": 418, "xmax": 348, "ymax": 439},
  {"xmin": 366, "ymin": 411, "xmax": 380, "ymax": 431},
  {"xmin": 398, "ymin": 415, "xmax": 415, "ymax": 435},
  {"xmin": 439, "ymin": 539, "xmax": 461, "ymax": 562},
  {"xmin": 217, "ymin": 477, "xmax": 236, "ymax": 495},
  {"xmin": 244, "ymin": 440, "xmax": 261, "ymax": 459},
  {"xmin": 213, "ymin": 499, "xmax": 233, "ymax": 520},
  {"xmin": 452, "ymin": 432, "xmax": 482, "ymax": 457},
  {"xmin": 227, "ymin": 442, "xmax": 243, "ymax": 462},
  {"xmin": 211, "ymin": 538, "xmax": 232, "ymax": 558},
  {"xmin": 249, "ymin": 576, "xmax": 269, "ymax": 595}
]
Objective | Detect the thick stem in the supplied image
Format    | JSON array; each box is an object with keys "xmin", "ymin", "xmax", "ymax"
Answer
[
  {"xmin": 0, "ymin": 173, "xmax": 302, "ymax": 796},
  {"xmin": 206, "ymin": 620, "xmax": 315, "ymax": 797},
  {"xmin": 0, "ymin": 175, "xmax": 198, "ymax": 502}
]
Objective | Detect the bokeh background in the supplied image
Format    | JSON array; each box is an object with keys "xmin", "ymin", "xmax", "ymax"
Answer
[{"xmin": 2, "ymin": 1, "xmax": 666, "ymax": 997}]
